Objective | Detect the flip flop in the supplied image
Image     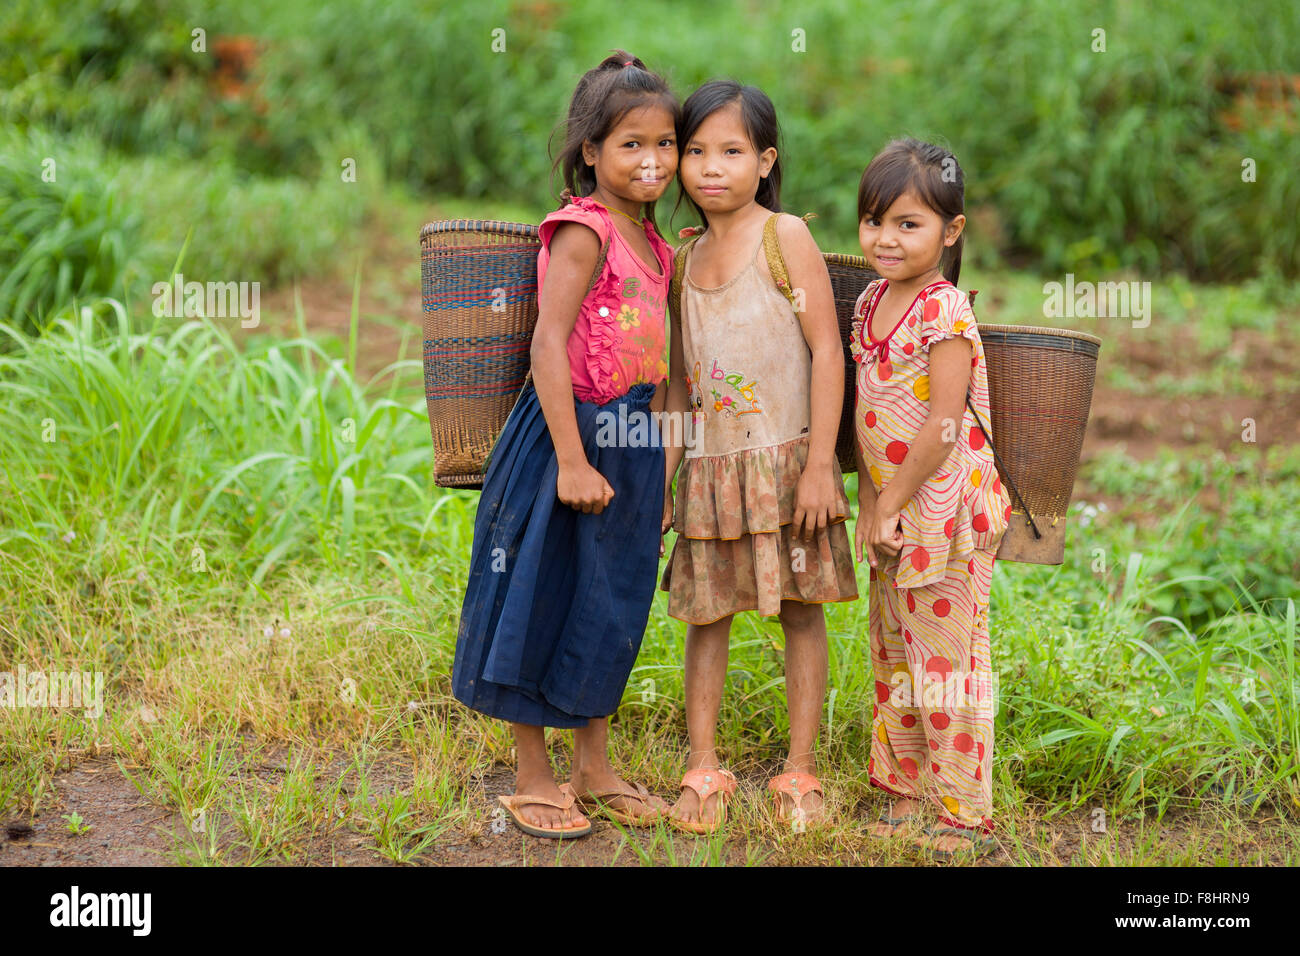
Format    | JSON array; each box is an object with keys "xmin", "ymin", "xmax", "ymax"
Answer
[
  {"xmin": 915, "ymin": 824, "xmax": 997, "ymax": 861},
  {"xmin": 575, "ymin": 780, "xmax": 666, "ymax": 827},
  {"xmin": 869, "ymin": 806, "xmax": 918, "ymax": 837},
  {"xmin": 496, "ymin": 782, "xmax": 592, "ymax": 839},
  {"xmin": 767, "ymin": 771, "xmax": 827, "ymax": 829},
  {"xmin": 669, "ymin": 767, "xmax": 737, "ymax": 835}
]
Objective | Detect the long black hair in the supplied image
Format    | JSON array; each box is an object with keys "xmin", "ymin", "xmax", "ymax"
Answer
[
  {"xmin": 550, "ymin": 50, "xmax": 680, "ymax": 225},
  {"xmin": 674, "ymin": 80, "xmax": 782, "ymax": 226},
  {"xmin": 857, "ymin": 138, "xmax": 966, "ymax": 285}
]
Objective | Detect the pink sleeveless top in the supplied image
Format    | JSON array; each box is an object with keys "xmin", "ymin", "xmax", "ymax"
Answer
[{"xmin": 537, "ymin": 196, "xmax": 672, "ymax": 405}]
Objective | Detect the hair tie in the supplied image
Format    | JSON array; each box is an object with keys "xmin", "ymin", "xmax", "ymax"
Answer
[{"xmin": 623, "ymin": 60, "xmax": 633, "ymax": 66}]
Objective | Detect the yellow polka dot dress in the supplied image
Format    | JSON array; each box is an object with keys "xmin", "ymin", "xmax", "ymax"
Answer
[{"xmin": 850, "ymin": 278, "xmax": 1010, "ymax": 832}]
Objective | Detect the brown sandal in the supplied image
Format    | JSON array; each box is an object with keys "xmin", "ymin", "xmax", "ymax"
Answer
[
  {"xmin": 575, "ymin": 780, "xmax": 666, "ymax": 827},
  {"xmin": 496, "ymin": 782, "xmax": 592, "ymax": 839}
]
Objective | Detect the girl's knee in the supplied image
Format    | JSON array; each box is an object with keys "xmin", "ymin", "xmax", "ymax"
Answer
[{"xmin": 779, "ymin": 599, "xmax": 823, "ymax": 629}]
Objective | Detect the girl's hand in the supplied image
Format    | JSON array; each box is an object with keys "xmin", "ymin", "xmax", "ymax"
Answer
[
  {"xmin": 792, "ymin": 462, "xmax": 838, "ymax": 541},
  {"xmin": 557, "ymin": 462, "xmax": 615, "ymax": 514},
  {"xmin": 660, "ymin": 486, "xmax": 674, "ymax": 556},
  {"xmin": 869, "ymin": 506, "xmax": 904, "ymax": 561},
  {"xmin": 854, "ymin": 497, "xmax": 876, "ymax": 567}
]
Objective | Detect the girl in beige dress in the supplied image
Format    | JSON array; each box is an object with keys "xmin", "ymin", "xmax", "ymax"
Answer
[{"xmin": 660, "ymin": 80, "xmax": 858, "ymax": 833}]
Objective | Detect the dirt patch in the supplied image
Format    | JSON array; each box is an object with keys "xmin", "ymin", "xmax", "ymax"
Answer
[{"xmin": 3, "ymin": 755, "xmax": 1293, "ymax": 867}]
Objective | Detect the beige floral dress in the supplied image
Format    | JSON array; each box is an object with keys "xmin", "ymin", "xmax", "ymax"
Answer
[{"xmin": 659, "ymin": 220, "xmax": 859, "ymax": 624}]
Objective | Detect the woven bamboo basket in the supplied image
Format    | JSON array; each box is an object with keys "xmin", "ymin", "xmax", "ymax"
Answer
[
  {"xmin": 824, "ymin": 253, "xmax": 879, "ymax": 474},
  {"xmin": 978, "ymin": 324, "xmax": 1101, "ymax": 564},
  {"xmin": 421, "ymin": 219, "xmax": 541, "ymax": 489}
]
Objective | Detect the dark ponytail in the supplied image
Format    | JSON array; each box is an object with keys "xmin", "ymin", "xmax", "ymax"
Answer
[{"xmin": 857, "ymin": 138, "xmax": 965, "ymax": 285}]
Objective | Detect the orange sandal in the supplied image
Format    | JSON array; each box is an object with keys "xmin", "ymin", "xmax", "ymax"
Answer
[
  {"xmin": 669, "ymin": 767, "xmax": 737, "ymax": 835},
  {"xmin": 496, "ymin": 782, "xmax": 592, "ymax": 839},
  {"xmin": 767, "ymin": 771, "xmax": 826, "ymax": 829}
]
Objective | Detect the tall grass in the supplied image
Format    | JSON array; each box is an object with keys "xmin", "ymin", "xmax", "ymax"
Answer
[{"xmin": 1, "ymin": 293, "xmax": 1295, "ymax": 846}]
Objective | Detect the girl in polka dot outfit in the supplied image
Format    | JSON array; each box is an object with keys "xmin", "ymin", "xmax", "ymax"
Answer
[{"xmin": 849, "ymin": 139, "xmax": 1009, "ymax": 860}]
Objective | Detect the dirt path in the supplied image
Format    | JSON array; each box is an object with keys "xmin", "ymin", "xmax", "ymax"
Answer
[{"xmin": 4, "ymin": 755, "xmax": 1293, "ymax": 867}]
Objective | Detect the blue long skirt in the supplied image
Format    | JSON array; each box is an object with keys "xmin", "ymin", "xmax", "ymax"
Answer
[{"xmin": 451, "ymin": 381, "xmax": 664, "ymax": 728}]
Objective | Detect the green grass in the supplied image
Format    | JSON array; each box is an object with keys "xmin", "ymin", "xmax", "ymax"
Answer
[{"xmin": 0, "ymin": 290, "xmax": 1295, "ymax": 864}]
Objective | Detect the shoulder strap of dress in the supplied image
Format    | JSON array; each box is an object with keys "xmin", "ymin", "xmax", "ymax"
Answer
[{"xmin": 762, "ymin": 212, "xmax": 817, "ymax": 308}]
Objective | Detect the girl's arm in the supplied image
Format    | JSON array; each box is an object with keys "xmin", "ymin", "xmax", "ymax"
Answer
[
  {"xmin": 662, "ymin": 287, "xmax": 689, "ymax": 492},
  {"xmin": 660, "ymin": 280, "xmax": 689, "ymax": 546},
  {"xmin": 532, "ymin": 221, "xmax": 615, "ymax": 513},
  {"xmin": 779, "ymin": 214, "xmax": 844, "ymax": 538},
  {"xmin": 873, "ymin": 336, "xmax": 972, "ymax": 522}
]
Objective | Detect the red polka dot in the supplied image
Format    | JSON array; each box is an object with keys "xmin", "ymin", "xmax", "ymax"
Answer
[
  {"xmin": 901, "ymin": 714, "xmax": 916, "ymax": 727},
  {"xmin": 971, "ymin": 356, "xmax": 978, "ymax": 368},
  {"xmin": 903, "ymin": 628, "xmax": 913, "ymax": 644},
  {"xmin": 888, "ymin": 773, "xmax": 897, "ymax": 785},
  {"xmin": 964, "ymin": 676, "xmax": 972, "ymax": 696},
  {"xmin": 968, "ymin": 559, "xmax": 976, "ymax": 574},
  {"xmin": 903, "ymin": 342, "xmax": 914, "ymax": 355},
  {"xmin": 1004, "ymin": 503, "xmax": 1012, "ymax": 521},
  {"xmin": 926, "ymin": 656, "xmax": 952, "ymax": 679},
  {"xmin": 972, "ymin": 513, "xmax": 989, "ymax": 533},
  {"xmin": 930, "ymin": 713, "xmax": 950, "ymax": 730},
  {"xmin": 944, "ymin": 517, "xmax": 955, "ymax": 539},
  {"xmin": 864, "ymin": 409, "xmax": 876, "ymax": 427},
  {"xmin": 969, "ymin": 428, "xmax": 985, "ymax": 451},
  {"xmin": 875, "ymin": 680, "xmax": 891, "ymax": 703},
  {"xmin": 954, "ymin": 733, "xmax": 974, "ymax": 753},
  {"xmin": 933, "ymin": 598, "xmax": 951, "ymax": 617},
  {"xmin": 886, "ymin": 441, "xmax": 909, "ymax": 464},
  {"xmin": 923, "ymin": 299, "xmax": 940, "ymax": 323},
  {"xmin": 975, "ymin": 765, "xmax": 982, "ymax": 781},
  {"xmin": 993, "ymin": 476, "xmax": 1002, "ymax": 495},
  {"xmin": 932, "ymin": 763, "xmax": 941, "ymax": 774},
  {"xmin": 977, "ymin": 742, "xmax": 986, "ymax": 760},
  {"xmin": 872, "ymin": 704, "xmax": 878, "ymax": 718},
  {"xmin": 910, "ymin": 548, "xmax": 930, "ymax": 572},
  {"xmin": 868, "ymin": 758, "xmax": 874, "ymax": 775},
  {"xmin": 899, "ymin": 757, "xmax": 919, "ymax": 779},
  {"xmin": 878, "ymin": 361, "xmax": 892, "ymax": 379},
  {"xmin": 906, "ymin": 591, "xmax": 916, "ymax": 613}
]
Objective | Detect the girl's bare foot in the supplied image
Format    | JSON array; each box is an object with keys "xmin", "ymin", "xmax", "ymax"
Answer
[
  {"xmin": 869, "ymin": 797, "xmax": 919, "ymax": 837},
  {"xmin": 510, "ymin": 769, "xmax": 589, "ymax": 832}
]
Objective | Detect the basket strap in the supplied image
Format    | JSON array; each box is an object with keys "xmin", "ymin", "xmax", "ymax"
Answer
[
  {"xmin": 520, "ymin": 227, "xmax": 613, "ymax": 392},
  {"xmin": 670, "ymin": 236, "xmax": 699, "ymax": 320},
  {"xmin": 761, "ymin": 212, "xmax": 817, "ymax": 308},
  {"xmin": 964, "ymin": 394, "xmax": 1043, "ymax": 540}
]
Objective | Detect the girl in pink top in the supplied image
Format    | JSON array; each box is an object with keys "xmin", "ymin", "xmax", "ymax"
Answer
[{"xmin": 453, "ymin": 51, "xmax": 678, "ymax": 839}]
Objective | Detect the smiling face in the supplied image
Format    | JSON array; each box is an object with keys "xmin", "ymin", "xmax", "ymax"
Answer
[
  {"xmin": 679, "ymin": 101, "xmax": 777, "ymax": 216},
  {"xmin": 859, "ymin": 188, "xmax": 964, "ymax": 281},
  {"xmin": 582, "ymin": 103, "xmax": 679, "ymax": 205}
]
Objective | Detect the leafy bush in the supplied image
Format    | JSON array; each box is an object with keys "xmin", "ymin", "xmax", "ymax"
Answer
[{"xmin": 0, "ymin": 127, "xmax": 138, "ymax": 331}]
